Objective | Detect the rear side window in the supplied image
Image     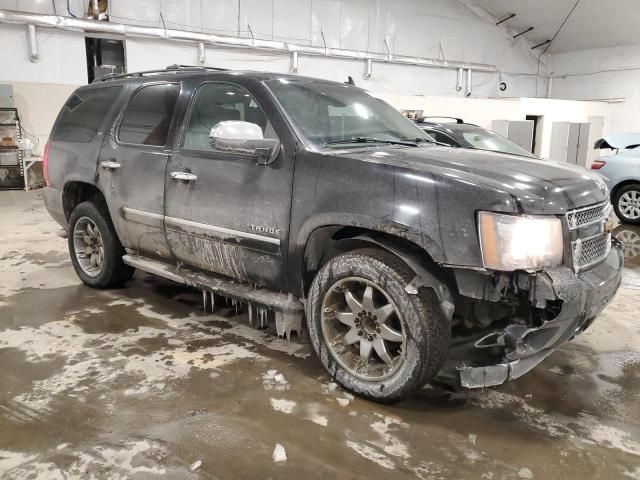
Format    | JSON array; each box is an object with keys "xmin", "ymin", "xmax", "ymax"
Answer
[
  {"xmin": 52, "ymin": 86, "xmax": 122, "ymax": 143},
  {"xmin": 118, "ymin": 83, "xmax": 180, "ymax": 146}
]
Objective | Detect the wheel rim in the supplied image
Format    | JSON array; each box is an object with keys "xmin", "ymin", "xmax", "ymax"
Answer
[
  {"xmin": 320, "ymin": 277, "xmax": 406, "ymax": 381},
  {"xmin": 618, "ymin": 190, "xmax": 640, "ymax": 219},
  {"xmin": 73, "ymin": 216, "xmax": 105, "ymax": 278},
  {"xmin": 615, "ymin": 229, "xmax": 640, "ymax": 260}
]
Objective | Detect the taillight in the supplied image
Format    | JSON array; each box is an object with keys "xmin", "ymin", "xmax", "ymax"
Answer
[
  {"xmin": 42, "ymin": 140, "xmax": 51, "ymax": 186},
  {"xmin": 591, "ymin": 160, "xmax": 606, "ymax": 170}
]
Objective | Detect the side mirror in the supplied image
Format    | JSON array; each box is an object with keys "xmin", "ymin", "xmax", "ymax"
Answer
[{"xmin": 209, "ymin": 120, "xmax": 280, "ymax": 165}]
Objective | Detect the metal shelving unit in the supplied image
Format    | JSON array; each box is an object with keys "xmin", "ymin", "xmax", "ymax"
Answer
[{"xmin": 0, "ymin": 107, "xmax": 25, "ymax": 190}]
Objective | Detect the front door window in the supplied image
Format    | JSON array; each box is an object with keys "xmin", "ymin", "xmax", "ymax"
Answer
[{"xmin": 183, "ymin": 82, "xmax": 274, "ymax": 152}]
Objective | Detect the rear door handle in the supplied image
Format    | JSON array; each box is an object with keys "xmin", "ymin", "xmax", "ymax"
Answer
[
  {"xmin": 170, "ymin": 171, "xmax": 198, "ymax": 182},
  {"xmin": 100, "ymin": 160, "xmax": 121, "ymax": 170}
]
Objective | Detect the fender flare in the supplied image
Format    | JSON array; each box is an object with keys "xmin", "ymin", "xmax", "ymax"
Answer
[{"xmin": 350, "ymin": 235, "xmax": 455, "ymax": 321}]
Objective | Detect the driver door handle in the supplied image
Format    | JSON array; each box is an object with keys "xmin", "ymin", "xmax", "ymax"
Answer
[
  {"xmin": 170, "ymin": 171, "xmax": 198, "ymax": 183},
  {"xmin": 100, "ymin": 160, "xmax": 121, "ymax": 170}
]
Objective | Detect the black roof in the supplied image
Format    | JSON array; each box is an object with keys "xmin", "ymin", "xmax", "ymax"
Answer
[{"xmin": 91, "ymin": 64, "xmax": 351, "ymax": 87}]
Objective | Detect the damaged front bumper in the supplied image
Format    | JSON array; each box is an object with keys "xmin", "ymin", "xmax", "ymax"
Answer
[{"xmin": 458, "ymin": 239, "xmax": 624, "ymax": 388}]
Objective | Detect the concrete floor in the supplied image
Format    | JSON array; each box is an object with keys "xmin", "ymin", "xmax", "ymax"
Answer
[{"xmin": 0, "ymin": 190, "xmax": 639, "ymax": 480}]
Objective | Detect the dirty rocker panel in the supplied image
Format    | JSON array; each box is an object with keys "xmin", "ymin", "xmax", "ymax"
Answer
[{"xmin": 122, "ymin": 253, "xmax": 304, "ymax": 339}]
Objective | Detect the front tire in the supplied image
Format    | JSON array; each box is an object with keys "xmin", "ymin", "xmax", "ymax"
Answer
[
  {"xmin": 307, "ymin": 248, "xmax": 450, "ymax": 403},
  {"xmin": 613, "ymin": 183, "xmax": 640, "ymax": 225},
  {"xmin": 68, "ymin": 201, "xmax": 134, "ymax": 288}
]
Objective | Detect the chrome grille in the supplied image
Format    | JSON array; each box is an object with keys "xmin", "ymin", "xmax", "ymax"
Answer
[
  {"xmin": 572, "ymin": 233, "xmax": 611, "ymax": 271},
  {"xmin": 566, "ymin": 201, "xmax": 611, "ymax": 231}
]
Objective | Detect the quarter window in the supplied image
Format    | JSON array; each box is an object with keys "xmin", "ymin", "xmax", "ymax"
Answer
[
  {"xmin": 118, "ymin": 83, "xmax": 180, "ymax": 146},
  {"xmin": 52, "ymin": 86, "xmax": 122, "ymax": 143},
  {"xmin": 183, "ymin": 83, "xmax": 271, "ymax": 151}
]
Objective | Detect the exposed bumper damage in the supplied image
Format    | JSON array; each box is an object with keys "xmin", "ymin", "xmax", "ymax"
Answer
[{"xmin": 453, "ymin": 239, "xmax": 624, "ymax": 388}]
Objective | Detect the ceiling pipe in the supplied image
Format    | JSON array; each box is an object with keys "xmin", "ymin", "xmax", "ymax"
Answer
[
  {"xmin": 456, "ymin": 67, "xmax": 463, "ymax": 92},
  {"xmin": 364, "ymin": 58, "xmax": 372, "ymax": 79},
  {"xmin": 197, "ymin": 41, "xmax": 206, "ymax": 64},
  {"xmin": 290, "ymin": 50, "xmax": 298, "ymax": 73},
  {"xmin": 26, "ymin": 23, "xmax": 38, "ymax": 62},
  {"xmin": 465, "ymin": 69, "xmax": 473, "ymax": 97},
  {"xmin": 92, "ymin": 0, "xmax": 99, "ymax": 20},
  {"xmin": 0, "ymin": 9, "xmax": 496, "ymax": 73}
]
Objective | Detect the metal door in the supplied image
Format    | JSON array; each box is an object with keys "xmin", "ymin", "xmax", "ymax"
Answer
[
  {"xmin": 164, "ymin": 79, "xmax": 295, "ymax": 289},
  {"xmin": 97, "ymin": 81, "xmax": 181, "ymax": 260}
]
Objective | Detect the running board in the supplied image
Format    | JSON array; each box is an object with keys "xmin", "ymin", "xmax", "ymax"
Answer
[{"xmin": 122, "ymin": 254, "xmax": 304, "ymax": 340}]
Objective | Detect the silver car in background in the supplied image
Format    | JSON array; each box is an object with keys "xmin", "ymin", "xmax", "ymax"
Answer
[{"xmin": 592, "ymin": 133, "xmax": 640, "ymax": 224}]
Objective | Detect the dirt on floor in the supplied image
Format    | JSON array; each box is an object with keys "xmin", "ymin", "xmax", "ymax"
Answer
[{"xmin": 0, "ymin": 190, "xmax": 639, "ymax": 480}]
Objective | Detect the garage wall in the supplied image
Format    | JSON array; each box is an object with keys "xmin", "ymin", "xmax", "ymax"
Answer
[
  {"xmin": 0, "ymin": 0, "xmax": 551, "ymax": 153},
  {"xmin": 0, "ymin": 24, "xmax": 86, "ymax": 84},
  {"xmin": 550, "ymin": 43, "xmax": 640, "ymax": 135},
  {"xmin": 0, "ymin": 0, "xmax": 547, "ymax": 96},
  {"xmin": 0, "ymin": 24, "xmax": 86, "ymax": 152},
  {"xmin": 124, "ymin": 38, "xmax": 537, "ymax": 99}
]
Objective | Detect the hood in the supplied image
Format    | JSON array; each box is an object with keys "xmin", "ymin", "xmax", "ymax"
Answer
[
  {"xmin": 339, "ymin": 145, "xmax": 609, "ymax": 214},
  {"xmin": 594, "ymin": 133, "xmax": 640, "ymax": 150}
]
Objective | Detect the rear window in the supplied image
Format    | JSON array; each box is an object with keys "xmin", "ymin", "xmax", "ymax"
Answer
[
  {"xmin": 51, "ymin": 86, "xmax": 122, "ymax": 143},
  {"xmin": 118, "ymin": 83, "xmax": 180, "ymax": 146}
]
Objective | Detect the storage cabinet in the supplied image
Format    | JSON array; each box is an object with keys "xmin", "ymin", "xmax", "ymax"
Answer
[
  {"xmin": 0, "ymin": 108, "xmax": 25, "ymax": 190},
  {"xmin": 491, "ymin": 120, "xmax": 535, "ymax": 153},
  {"xmin": 549, "ymin": 122, "xmax": 590, "ymax": 167}
]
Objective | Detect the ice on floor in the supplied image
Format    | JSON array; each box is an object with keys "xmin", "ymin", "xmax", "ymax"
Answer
[
  {"xmin": 264, "ymin": 369, "xmax": 278, "ymax": 380},
  {"xmin": 272, "ymin": 443, "xmax": 287, "ymax": 462},
  {"xmin": 518, "ymin": 467, "xmax": 533, "ymax": 479}
]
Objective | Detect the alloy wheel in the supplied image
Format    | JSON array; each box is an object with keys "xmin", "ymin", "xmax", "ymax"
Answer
[
  {"xmin": 615, "ymin": 229, "xmax": 640, "ymax": 260},
  {"xmin": 618, "ymin": 190, "xmax": 640, "ymax": 220},
  {"xmin": 321, "ymin": 277, "xmax": 406, "ymax": 381},
  {"xmin": 73, "ymin": 216, "xmax": 105, "ymax": 278}
]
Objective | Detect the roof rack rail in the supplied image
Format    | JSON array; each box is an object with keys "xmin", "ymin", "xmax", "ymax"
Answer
[
  {"xmin": 93, "ymin": 64, "xmax": 228, "ymax": 83},
  {"xmin": 417, "ymin": 116, "xmax": 464, "ymax": 124}
]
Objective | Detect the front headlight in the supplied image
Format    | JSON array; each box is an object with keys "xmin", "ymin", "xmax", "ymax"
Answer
[{"xmin": 478, "ymin": 212, "xmax": 564, "ymax": 271}]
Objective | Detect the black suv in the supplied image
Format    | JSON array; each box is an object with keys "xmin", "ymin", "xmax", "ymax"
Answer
[{"xmin": 43, "ymin": 66, "xmax": 623, "ymax": 402}]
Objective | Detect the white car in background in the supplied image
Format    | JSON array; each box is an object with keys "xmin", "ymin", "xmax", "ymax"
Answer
[{"xmin": 592, "ymin": 133, "xmax": 640, "ymax": 224}]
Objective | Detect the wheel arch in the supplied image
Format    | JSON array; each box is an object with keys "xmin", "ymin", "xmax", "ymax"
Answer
[
  {"xmin": 62, "ymin": 181, "xmax": 108, "ymax": 221},
  {"xmin": 610, "ymin": 179, "xmax": 640, "ymax": 202},
  {"xmin": 301, "ymin": 225, "xmax": 455, "ymax": 318}
]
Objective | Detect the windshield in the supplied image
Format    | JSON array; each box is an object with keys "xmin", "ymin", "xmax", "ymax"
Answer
[
  {"xmin": 450, "ymin": 124, "xmax": 534, "ymax": 157},
  {"xmin": 266, "ymin": 79, "xmax": 434, "ymax": 149}
]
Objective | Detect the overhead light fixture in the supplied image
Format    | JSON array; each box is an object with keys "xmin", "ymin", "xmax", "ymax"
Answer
[
  {"xmin": 531, "ymin": 40, "xmax": 551, "ymax": 50},
  {"xmin": 513, "ymin": 27, "xmax": 534, "ymax": 39},
  {"xmin": 495, "ymin": 13, "xmax": 516, "ymax": 26}
]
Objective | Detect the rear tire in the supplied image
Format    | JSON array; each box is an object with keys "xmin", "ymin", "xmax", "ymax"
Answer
[
  {"xmin": 307, "ymin": 248, "xmax": 450, "ymax": 403},
  {"xmin": 613, "ymin": 183, "xmax": 640, "ymax": 225},
  {"xmin": 68, "ymin": 201, "xmax": 134, "ymax": 288}
]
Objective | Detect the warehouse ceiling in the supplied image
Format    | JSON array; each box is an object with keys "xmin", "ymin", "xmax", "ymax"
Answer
[{"xmin": 470, "ymin": 0, "xmax": 640, "ymax": 53}]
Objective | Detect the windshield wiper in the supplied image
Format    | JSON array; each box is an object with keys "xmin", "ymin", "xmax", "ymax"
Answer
[{"xmin": 325, "ymin": 137, "xmax": 418, "ymax": 147}]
